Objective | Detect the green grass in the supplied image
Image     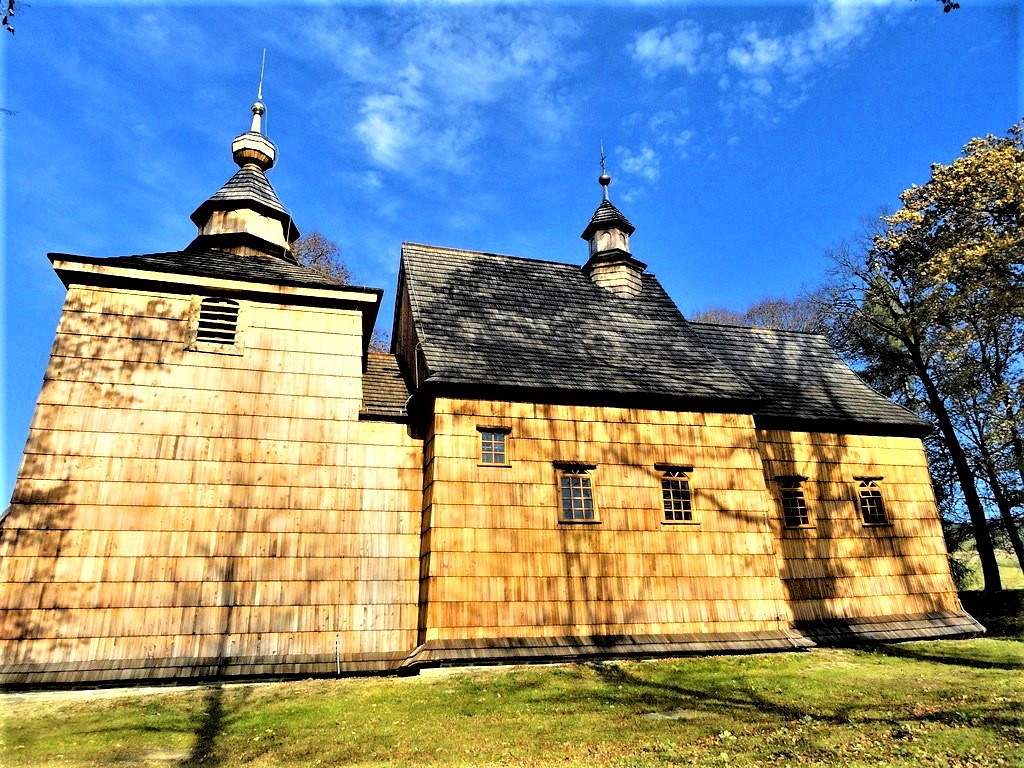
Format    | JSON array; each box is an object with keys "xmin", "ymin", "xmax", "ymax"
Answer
[
  {"xmin": 953, "ymin": 548, "xmax": 1024, "ymax": 590},
  {"xmin": 3, "ymin": 638, "xmax": 1023, "ymax": 767}
]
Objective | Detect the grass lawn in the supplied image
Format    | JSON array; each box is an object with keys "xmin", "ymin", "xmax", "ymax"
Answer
[
  {"xmin": 953, "ymin": 548, "xmax": 1024, "ymax": 590},
  {"xmin": 2, "ymin": 636, "xmax": 1022, "ymax": 768}
]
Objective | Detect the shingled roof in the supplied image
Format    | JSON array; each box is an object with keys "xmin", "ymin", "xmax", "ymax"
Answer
[
  {"xmin": 398, "ymin": 242, "xmax": 928, "ymax": 434},
  {"xmin": 690, "ymin": 323, "xmax": 928, "ymax": 433},
  {"xmin": 48, "ymin": 249, "xmax": 378, "ymax": 293},
  {"xmin": 190, "ymin": 164, "xmax": 299, "ymax": 240},
  {"xmin": 581, "ymin": 199, "xmax": 635, "ymax": 240},
  {"xmin": 399, "ymin": 243, "xmax": 757, "ymax": 405},
  {"xmin": 361, "ymin": 352, "xmax": 411, "ymax": 419}
]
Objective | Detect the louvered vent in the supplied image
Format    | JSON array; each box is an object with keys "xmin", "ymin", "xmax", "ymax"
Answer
[{"xmin": 196, "ymin": 297, "xmax": 239, "ymax": 345}]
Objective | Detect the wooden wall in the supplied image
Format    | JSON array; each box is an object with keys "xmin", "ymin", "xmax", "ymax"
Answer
[
  {"xmin": 418, "ymin": 398, "xmax": 792, "ymax": 643},
  {"xmin": 757, "ymin": 428, "xmax": 961, "ymax": 622},
  {"xmin": 0, "ymin": 283, "xmax": 423, "ymax": 678},
  {"xmin": 0, "ymin": 284, "xmax": 968, "ymax": 682}
]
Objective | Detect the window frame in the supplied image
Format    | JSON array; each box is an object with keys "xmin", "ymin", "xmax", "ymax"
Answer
[
  {"xmin": 657, "ymin": 463, "xmax": 697, "ymax": 525},
  {"xmin": 855, "ymin": 477, "xmax": 890, "ymax": 526},
  {"xmin": 477, "ymin": 425, "xmax": 512, "ymax": 467},
  {"xmin": 775, "ymin": 474, "xmax": 812, "ymax": 529},
  {"xmin": 186, "ymin": 295, "xmax": 246, "ymax": 356},
  {"xmin": 554, "ymin": 462, "xmax": 599, "ymax": 524}
]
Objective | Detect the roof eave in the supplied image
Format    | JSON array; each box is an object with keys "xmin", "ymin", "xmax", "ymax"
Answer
[
  {"xmin": 411, "ymin": 377, "xmax": 762, "ymax": 415},
  {"xmin": 753, "ymin": 413, "xmax": 932, "ymax": 439},
  {"xmin": 47, "ymin": 252, "xmax": 383, "ymax": 307},
  {"xmin": 580, "ymin": 218, "xmax": 636, "ymax": 241}
]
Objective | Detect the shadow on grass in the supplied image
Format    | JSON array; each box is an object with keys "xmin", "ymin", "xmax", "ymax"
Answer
[
  {"xmin": 578, "ymin": 656, "xmax": 1023, "ymax": 735},
  {"xmin": 861, "ymin": 641, "xmax": 1024, "ymax": 671},
  {"xmin": 183, "ymin": 684, "xmax": 226, "ymax": 767},
  {"xmin": 583, "ymin": 660, "xmax": 826, "ymax": 723},
  {"xmin": 960, "ymin": 589, "xmax": 1024, "ymax": 640}
]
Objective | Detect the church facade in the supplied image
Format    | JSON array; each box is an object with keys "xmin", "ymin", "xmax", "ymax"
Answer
[{"xmin": 0, "ymin": 96, "xmax": 981, "ymax": 686}]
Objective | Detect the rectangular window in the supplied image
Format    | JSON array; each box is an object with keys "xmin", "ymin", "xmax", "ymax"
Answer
[
  {"xmin": 477, "ymin": 426, "xmax": 510, "ymax": 465},
  {"xmin": 557, "ymin": 466, "xmax": 597, "ymax": 522},
  {"xmin": 661, "ymin": 469, "xmax": 693, "ymax": 522},
  {"xmin": 858, "ymin": 479, "xmax": 888, "ymax": 525},
  {"xmin": 781, "ymin": 487, "xmax": 809, "ymax": 528},
  {"xmin": 775, "ymin": 475, "xmax": 810, "ymax": 528}
]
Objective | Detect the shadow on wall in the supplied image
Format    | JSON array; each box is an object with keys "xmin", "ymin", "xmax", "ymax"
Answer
[
  {"xmin": 741, "ymin": 328, "xmax": 956, "ymax": 626},
  {"xmin": 0, "ymin": 296, "xmax": 180, "ymax": 674},
  {"xmin": 0, "ymin": 289, "xmax": 255, "ymax": 757},
  {"xmin": 411, "ymin": 255, "xmax": 956, "ymax": 639},
  {"xmin": 182, "ymin": 558, "xmax": 251, "ymax": 768}
]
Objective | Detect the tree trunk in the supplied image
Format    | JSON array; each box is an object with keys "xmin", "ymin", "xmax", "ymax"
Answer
[
  {"xmin": 979, "ymin": 451, "xmax": 1024, "ymax": 574},
  {"xmin": 1004, "ymin": 400, "xmax": 1024, "ymax": 491},
  {"xmin": 910, "ymin": 350, "xmax": 1003, "ymax": 591}
]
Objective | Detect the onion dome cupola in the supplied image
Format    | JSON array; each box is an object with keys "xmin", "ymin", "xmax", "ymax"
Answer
[
  {"xmin": 581, "ymin": 151, "xmax": 646, "ymax": 297},
  {"xmin": 187, "ymin": 86, "xmax": 300, "ymax": 262}
]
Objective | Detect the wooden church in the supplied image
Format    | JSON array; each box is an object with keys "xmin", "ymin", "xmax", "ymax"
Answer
[{"xmin": 0, "ymin": 92, "xmax": 982, "ymax": 686}]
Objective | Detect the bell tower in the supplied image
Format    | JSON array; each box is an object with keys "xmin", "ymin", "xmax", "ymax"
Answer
[{"xmin": 581, "ymin": 150, "xmax": 646, "ymax": 297}]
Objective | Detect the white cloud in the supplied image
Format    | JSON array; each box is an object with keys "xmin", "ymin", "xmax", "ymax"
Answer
[
  {"xmin": 674, "ymin": 129, "xmax": 694, "ymax": 147},
  {"xmin": 630, "ymin": 0, "xmax": 898, "ymax": 129},
  {"xmin": 305, "ymin": 10, "xmax": 581, "ymax": 175},
  {"xmin": 630, "ymin": 20, "xmax": 705, "ymax": 77},
  {"xmin": 617, "ymin": 145, "xmax": 660, "ymax": 183},
  {"xmin": 727, "ymin": 28, "xmax": 787, "ymax": 74},
  {"xmin": 726, "ymin": 0, "xmax": 885, "ymax": 80}
]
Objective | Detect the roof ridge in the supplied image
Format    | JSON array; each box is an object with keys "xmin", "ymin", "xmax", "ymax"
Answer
[
  {"xmin": 688, "ymin": 320, "xmax": 828, "ymax": 339},
  {"xmin": 402, "ymin": 241, "xmax": 585, "ymax": 270}
]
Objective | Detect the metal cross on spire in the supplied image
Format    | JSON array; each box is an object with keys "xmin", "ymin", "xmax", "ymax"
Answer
[{"xmin": 598, "ymin": 141, "xmax": 612, "ymax": 201}]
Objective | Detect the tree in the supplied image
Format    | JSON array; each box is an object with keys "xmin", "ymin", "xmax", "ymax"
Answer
[
  {"xmin": 689, "ymin": 307, "xmax": 746, "ymax": 326},
  {"xmin": 292, "ymin": 231, "xmax": 352, "ymax": 284},
  {"xmin": 369, "ymin": 329, "xmax": 390, "ymax": 353},
  {"xmin": 743, "ymin": 296, "xmax": 827, "ymax": 333},
  {"xmin": 825, "ymin": 122, "xmax": 1024, "ymax": 591},
  {"xmin": 690, "ymin": 295, "xmax": 825, "ymax": 333},
  {"xmin": 291, "ymin": 232, "xmax": 395, "ymax": 355}
]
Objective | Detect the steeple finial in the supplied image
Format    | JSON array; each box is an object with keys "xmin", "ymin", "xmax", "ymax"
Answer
[
  {"xmin": 257, "ymin": 48, "xmax": 266, "ymax": 101},
  {"xmin": 250, "ymin": 49, "xmax": 267, "ymax": 134},
  {"xmin": 231, "ymin": 49, "xmax": 276, "ymax": 171},
  {"xmin": 598, "ymin": 142, "xmax": 611, "ymax": 201}
]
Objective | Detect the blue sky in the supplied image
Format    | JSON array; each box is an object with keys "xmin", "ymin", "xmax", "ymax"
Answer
[{"xmin": 1, "ymin": 0, "xmax": 1019, "ymax": 497}]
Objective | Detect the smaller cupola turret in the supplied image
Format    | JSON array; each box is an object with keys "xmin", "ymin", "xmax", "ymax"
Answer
[
  {"xmin": 581, "ymin": 152, "xmax": 646, "ymax": 297},
  {"xmin": 187, "ymin": 65, "xmax": 300, "ymax": 262}
]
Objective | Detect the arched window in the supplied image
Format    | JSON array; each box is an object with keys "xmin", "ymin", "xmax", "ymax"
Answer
[
  {"xmin": 661, "ymin": 468, "xmax": 693, "ymax": 522},
  {"xmin": 196, "ymin": 297, "xmax": 240, "ymax": 345},
  {"xmin": 858, "ymin": 479, "xmax": 888, "ymax": 525}
]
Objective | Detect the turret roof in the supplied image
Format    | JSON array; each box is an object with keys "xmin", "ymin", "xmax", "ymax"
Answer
[{"xmin": 581, "ymin": 198, "xmax": 635, "ymax": 240}]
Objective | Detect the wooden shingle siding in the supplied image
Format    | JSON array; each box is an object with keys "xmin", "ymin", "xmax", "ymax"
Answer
[
  {"xmin": 0, "ymin": 284, "xmax": 423, "ymax": 677},
  {"xmin": 417, "ymin": 398, "xmax": 794, "ymax": 644},
  {"xmin": 0, "ymin": 282, "xmax": 978, "ymax": 685},
  {"xmin": 757, "ymin": 428, "xmax": 961, "ymax": 624}
]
